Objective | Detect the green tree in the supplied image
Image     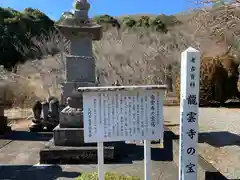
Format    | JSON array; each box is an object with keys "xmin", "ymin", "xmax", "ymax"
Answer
[
  {"xmin": 122, "ymin": 16, "xmax": 137, "ymax": 28},
  {"xmin": 136, "ymin": 16, "xmax": 150, "ymax": 28},
  {"xmin": 0, "ymin": 7, "xmax": 55, "ymax": 69},
  {"xmin": 151, "ymin": 16, "xmax": 168, "ymax": 33}
]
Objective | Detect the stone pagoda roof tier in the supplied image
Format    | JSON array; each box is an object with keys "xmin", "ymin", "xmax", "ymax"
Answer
[{"xmin": 56, "ymin": 22, "xmax": 102, "ymax": 40}]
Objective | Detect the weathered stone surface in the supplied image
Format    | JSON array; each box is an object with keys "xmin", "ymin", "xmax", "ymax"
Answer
[
  {"xmin": 59, "ymin": 107, "xmax": 83, "ymax": 128},
  {"xmin": 69, "ymin": 37, "xmax": 92, "ymax": 56},
  {"xmin": 61, "ymin": 82, "xmax": 95, "ymax": 97},
  {"xmin": 60, "ymin": 82, "xmax": 95, "ymax": 106},
  {"xmin": 73, "ymin": 0, "xmax": 90, "ymax": 20},
  {"xmin": 65, "ymin": 56, "xmax": 95, "ymax": 82},
  {"xmin": 49, "ymin": 99, "xmax": 60, "ymax": 121},
  {"xmin": 53, "ymin": 125, "xmax": 84, "ymax": 146},
  {"xmin": 32, "ymin": 101, "xmax": 42, "ymax": 123},
  {"xmin": 41, "ymin": 0, "xmax": 108, "ymax": 165},
  {"xmin": 30, "ymin": 97, "xmax": 60, "ymax": 132},
  {"xmin": 41, "ymin": 102, "xmax": 49, "ymax": 121},
  {"xmin": 56, "ymin": 0, "xmax": 102, "ymax": 40},
  {"xmin": 66, "ymin": 97, "xmax": 82, "ymax": 109},
  {"xmin": 56, "ymin": 24, "xmax": 102, "ymax": 40}
]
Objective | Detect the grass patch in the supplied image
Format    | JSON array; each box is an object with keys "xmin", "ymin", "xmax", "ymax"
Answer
[{"xmin": 76, "ymin": 172, "xmax": 140, "ymax": 180}]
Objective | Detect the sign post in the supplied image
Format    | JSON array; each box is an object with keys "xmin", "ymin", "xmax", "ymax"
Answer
[
  {"xmin": 144, "ymin": 140, "xmax": 151, "ymax": 180},
  {"xmin": 179, "ymin": 47, "xmax": 200, "ymax": 180},
  {"xmin": 80, "ymin": 85, "xmax": 166, "ymax": 180},
  {"xmin": 97, "ymin": 142, "xmax": 104, "ymax": 180}
]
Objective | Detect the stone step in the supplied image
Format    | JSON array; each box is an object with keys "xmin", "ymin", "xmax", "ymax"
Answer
[{"xmin": 40, "ymin": 138, "xmax": 115, "ymax": 164}]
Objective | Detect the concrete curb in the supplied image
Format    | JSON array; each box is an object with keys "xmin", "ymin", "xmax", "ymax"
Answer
[{"xmin": 164, "ymin": 128, "xmax": 228, "ymax": 180}]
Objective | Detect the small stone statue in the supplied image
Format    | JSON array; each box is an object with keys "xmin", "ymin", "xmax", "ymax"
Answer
[
  {"xmin": 41, "ymin": 96, "xmax": 60, "ymax": 128},
  {"xmin": 32, "ymin": 101, "xmax": 42, "ymax": 123},
  {"xmin": 49, "ymin": 97, "xmax": 60, "ymax": 122},
  {"xmin": 41, "ymin": 101, "xmax": 49, "ymax": 122},
  {"xmin": 60, "ymin": 96, "xmax": 83, "ymax": 128},
  {"xmin": 30, "ymin": 97, "xmax": 60, "ymax": 131}
]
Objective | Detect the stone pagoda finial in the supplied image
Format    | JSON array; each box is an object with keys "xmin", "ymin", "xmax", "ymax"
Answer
[
  {"xmin": 56, "ymin": 0, "xmax": 102, "ymax": 40},
  {"xmin": 73, "ymin": 0, "xmax": 90, "ymax": 20}
]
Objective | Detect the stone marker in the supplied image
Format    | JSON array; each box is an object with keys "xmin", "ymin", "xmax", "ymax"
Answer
[
  {"xmin": 41, "ymin": 102, "xmax": 49, "ymax": 122},
  {"xmin": 30, "ymin": 101, "xmax": 43, "ymax": 130},
  {"xmin": 32, "ymin": 101, "xmax": 42, "ymax": 122},
  {"xmin": 0, "ymin": 83, "xmax": 11, "ymax": 134},
  {"xmin": 0, "ymin": 104, "xmax": 10, "ymax": 134},
  {"xmin": 30, "ymin": 96, "xmax": 60, "ymax": 131},
  {"xmin": 40, "ymin": 0, "xmax": 114, "ymax": 164},
  {"xmin": 179, "ymin": 47, "xmax": 200, "ymax": 180},
  {"xmin": 0, "ymin": 87, "xmax": 11, "ymax": 134}
]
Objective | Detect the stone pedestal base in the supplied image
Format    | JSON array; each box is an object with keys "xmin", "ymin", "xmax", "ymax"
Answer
[
  {"xmin": 53, "ymin": 125, "xmax": 84, "ymax": 146},
  {"xmin": 40, "ymin": 125, "xmax": 116, "ymax": 164},
  {"xmin": 40, "ymin": 138, "xmax": 115, "ymax": 164},
  {"xmin": 59, "ymin": 107, "xmax": 83, "ymax": 128}
]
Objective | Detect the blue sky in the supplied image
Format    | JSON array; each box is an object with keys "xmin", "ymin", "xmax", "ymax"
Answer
[{"xmin": 0, "ymin": 0, "xmax": 198, "ymax": 20}]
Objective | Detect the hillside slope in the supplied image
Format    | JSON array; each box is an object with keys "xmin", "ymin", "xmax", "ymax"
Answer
[
  {"xmin": 1, "ymin": 5, "xmax": 240, "ymax": 106},
  {"xmin": 0, "ymin": 6, "xmax": 232, "ymax": 70}
]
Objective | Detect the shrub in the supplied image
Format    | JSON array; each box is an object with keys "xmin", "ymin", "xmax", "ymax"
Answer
[
  {"xmin": 219, "ymin": 54, "xmax": 240, "ymax": 100},
  {"xmin": 92, "ymin": 14, "xmax": 121, "ymax": 30},
  {"xmin": 122, "ymin": 16, "xmax": 137, "ymax": 28},
  {"xmin": 0, "ymin": 73, "xmax": 40, "ymax": 108},
  {"xmin": 0, "ymin": 7, "xmax": 54, "ymax": 70},
  {"xmin": 175, "ymin": 54, "xmax": 240, "ymax": 106},
  {"xmin": 153, "ymin": 14, "xmax": 181, "ymax": 27}
]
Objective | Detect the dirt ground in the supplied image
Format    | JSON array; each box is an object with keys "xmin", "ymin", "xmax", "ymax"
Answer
[
  {"xmin": 0, "ymin": 107, "xmax": 179, "ymax": 180},
  {"xmin": 2, "ymin": 106, "xmax": 240, "ymax": 179},
  {"xmin": 164, "ymin": 106, "xmax": 240, "ymax": 179}
]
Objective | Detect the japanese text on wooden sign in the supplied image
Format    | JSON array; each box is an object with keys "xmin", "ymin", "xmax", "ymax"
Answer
[
  {"xmin": 83, "ymin": 90, "xmax": 165, "ymax": 143},
  {"xmin": 179, "ymin": 47, "xmax": 200, "ymax": 180}
]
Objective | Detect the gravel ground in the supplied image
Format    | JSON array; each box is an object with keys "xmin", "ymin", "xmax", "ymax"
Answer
[{"xmin": 164, "ymin": 106, "xmax": 240, "ymax": 179}]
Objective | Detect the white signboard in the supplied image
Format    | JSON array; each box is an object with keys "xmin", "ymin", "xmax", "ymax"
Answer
[
  {"xmin": 179, "ymin": 47, "xmax": 200, "ymax": 180},
  {"xmin": 83, "ymin": 90, "xmax": 164, "ymax": 143}
]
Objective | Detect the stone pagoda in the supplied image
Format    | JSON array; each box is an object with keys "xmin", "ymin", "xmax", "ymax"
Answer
[{"xmin": 40, "ymin": 0, "xmax": 115, "ymax": 164}]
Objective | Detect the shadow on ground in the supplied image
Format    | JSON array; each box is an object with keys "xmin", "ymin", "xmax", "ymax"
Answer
[
  {"xmin": 162, "ymin": 128, "xmax": 240, "ymax": 147},
  {"xmin": 0, "ymin": 131, "xmax": 53, "ymax": 142},
  {"xmin": 0, "ymin": 165, "xmax": 80, "ymax": 180},
  {"xmin": 164, "ymin": 127, "xmax": 238, "ymax": 180},
  {"xmin": 200, "ymin": 100, "xmax": 240, "ymax": 108},
  {"xmin": 112, "ymin": 132, "xmax": 173, "ymax": 164},
  {"xmin": 199, "ymin": 131, "xmax": 240, "ymax": 147}
]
